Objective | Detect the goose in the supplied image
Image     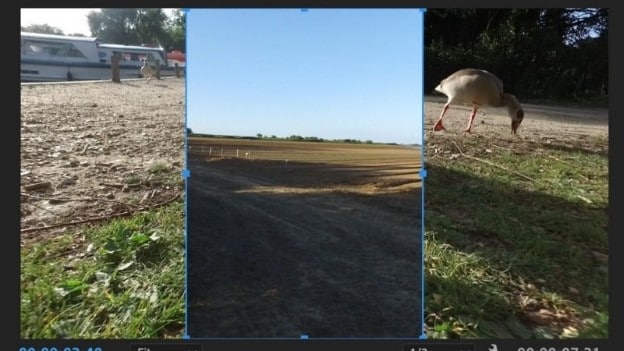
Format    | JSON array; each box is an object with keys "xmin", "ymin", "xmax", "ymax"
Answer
[
  {"xmin": 140, "ymin": 60, "xmax": 156, "ymax": 82},
  {"xmin": 432, "ymin": 68, "xmax": 524, "ymax": 134}
]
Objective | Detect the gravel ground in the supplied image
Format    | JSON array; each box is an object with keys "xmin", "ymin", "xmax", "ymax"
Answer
[{"xmin": 20, "ymin": 77, "xmax": 185, "ymax": 244}]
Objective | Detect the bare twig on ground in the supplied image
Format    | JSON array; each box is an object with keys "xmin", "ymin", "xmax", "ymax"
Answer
[
  {"xmin": 21, "ymin": 192, "xmax": 142, "ymax": 208},
  {"xmin": 27, "ymin": 202, "xmax": 62, "ymax": 216},
  {"xmin": 23, "ymin": 181, "xmax": 52, "ymax": 191},
  {"xmin": 20, "ymin": 193, "xmax": 181, "ymax": 234},
  {"xmin": 99, "ymin": 182, "xmax": 143, "ymax": 188},
  {"xmin": 451, "ymin": 141, "xmax": 536, "ymax": 182}
]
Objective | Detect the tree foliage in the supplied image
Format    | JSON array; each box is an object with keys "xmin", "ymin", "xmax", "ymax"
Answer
[
  {"xmin": 166, "ymin": 9, "xmax": 186, "ymax": 51},
  {"xmin": 21, "ymin": 24, "xmax": 64, "ymax": 35},
  {"xmin": 425, "ymin": 8, "xmax": 608, "ymax": 102},
  {"xmin": 22, "ymin": 8, "xmax": 186, "ymax": 52},
  {"xmin": 86, "ymin": 8, "xmax": 185, "ymax": 51}
]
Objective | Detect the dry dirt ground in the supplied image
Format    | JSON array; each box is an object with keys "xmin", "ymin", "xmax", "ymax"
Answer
[
  {"xmin": 20, "ymin": 77, "xmax": 185, "ymax": 244},
  {"xmin": 424, "ymin": 94, "xmax": 608, "ymax": 153},
  {"xmin": 186, "ymin": 139, "xmax": 423, "ymax": 338}
]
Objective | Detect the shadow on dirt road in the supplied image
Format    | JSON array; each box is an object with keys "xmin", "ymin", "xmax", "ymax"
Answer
[{"xmin": 186, "ymin": 156, "xmax": 423, "ymax": 338}]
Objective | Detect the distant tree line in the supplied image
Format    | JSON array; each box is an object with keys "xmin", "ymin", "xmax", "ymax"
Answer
[
  {"xmin": 21, "ymin": 8, "xmax": 185, "ymax": 52},
  {"xmin": 21, "ymin": 23, "xmax": 68, "ymax": 36},
  {"xmin": 425, "ymin": 8, "xmax": 607, "ymax": 103},
  {"xmin": 193, "ymin": 133, "xmax": 380, "ymax": 145},
  {"xmin": 263, "ymin": 134, "xmax": 374, "ymax": 144}
]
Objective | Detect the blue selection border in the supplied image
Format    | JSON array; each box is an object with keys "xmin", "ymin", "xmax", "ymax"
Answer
[
  {"xmin": 181, "ymin": 7, "xmax": 427, "ymax": 340},
  {"xmin": 182, "ymin": 6, "xmax": 191, "ymax": 340}
]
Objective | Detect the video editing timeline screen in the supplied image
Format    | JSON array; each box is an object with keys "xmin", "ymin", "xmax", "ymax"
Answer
[
  {"xmin": 126, "ymin": 343, "xmax": 476, "ymax": 351},
  {"xmin": 127, "ymin": 343, "xmax": 476, "ymax": 351},
  {"xmin": 18, "ymin": 6, "xmax": 609, "ymax": 351},
  {"xmin": 186, "ymin": 8, "xmax": 425, "ymax": 339}
]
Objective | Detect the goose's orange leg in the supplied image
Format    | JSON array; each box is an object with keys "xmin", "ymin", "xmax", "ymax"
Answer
[{"xmin": 433, "ymin": 103, "xmax": 450, "ymax": 131}]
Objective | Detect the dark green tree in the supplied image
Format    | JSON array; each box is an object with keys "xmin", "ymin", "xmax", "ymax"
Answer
[
  {"xmin": 87, "ymin": 8, "xmax": 185, "ymax": 51},
  {"xmin": 425, "ymin": 8, "xmax": 608, "ymax": 102},
  {"xmin": 135, "ymin": 8, "xmax": 169, "ymax": 46},
  {"xmin": 165, "ymin": 9, "xmax": 186, "ymax": 51},
  {"xmin": 87, "ymin": 9, "xmax": 141, "ymax": 44}
]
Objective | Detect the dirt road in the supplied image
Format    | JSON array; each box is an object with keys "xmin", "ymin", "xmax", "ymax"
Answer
[{"xmin": 186, "ymin": 144, "xmax": 423, "ymax": 338}]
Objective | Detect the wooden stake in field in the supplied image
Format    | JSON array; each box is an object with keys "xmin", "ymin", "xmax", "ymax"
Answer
[
  {"xmin": 155, "ymin": 59, "xmax": 161, "ymax": 80},
  {"xmin": 221, "ymin": 148, "xmax": 223, "ymax": 156},
  {"xmin": 111, "ymin": 54, "xmax": 121, "ymax": 83},
  {"xmin": 237, "ymin": 149, "xmax": 239, "ymax": 158},
  {"xmin": 209, "ymin": 147, "xmax": 212, "ymax": 155}
]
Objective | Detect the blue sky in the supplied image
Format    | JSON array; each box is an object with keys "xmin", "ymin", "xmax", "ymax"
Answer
[{"xmin": 186, "ymin": 9, "xmax": 424, "ymax": 145}]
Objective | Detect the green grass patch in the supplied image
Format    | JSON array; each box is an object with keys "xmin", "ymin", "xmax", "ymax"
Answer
[
  {"xmin": 21, "ymin": 201, "xmax": 185, "ymax": 339},
  {"xmin": 424, "ymin": 135, "xmax": 608, "ymax": 339}
]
